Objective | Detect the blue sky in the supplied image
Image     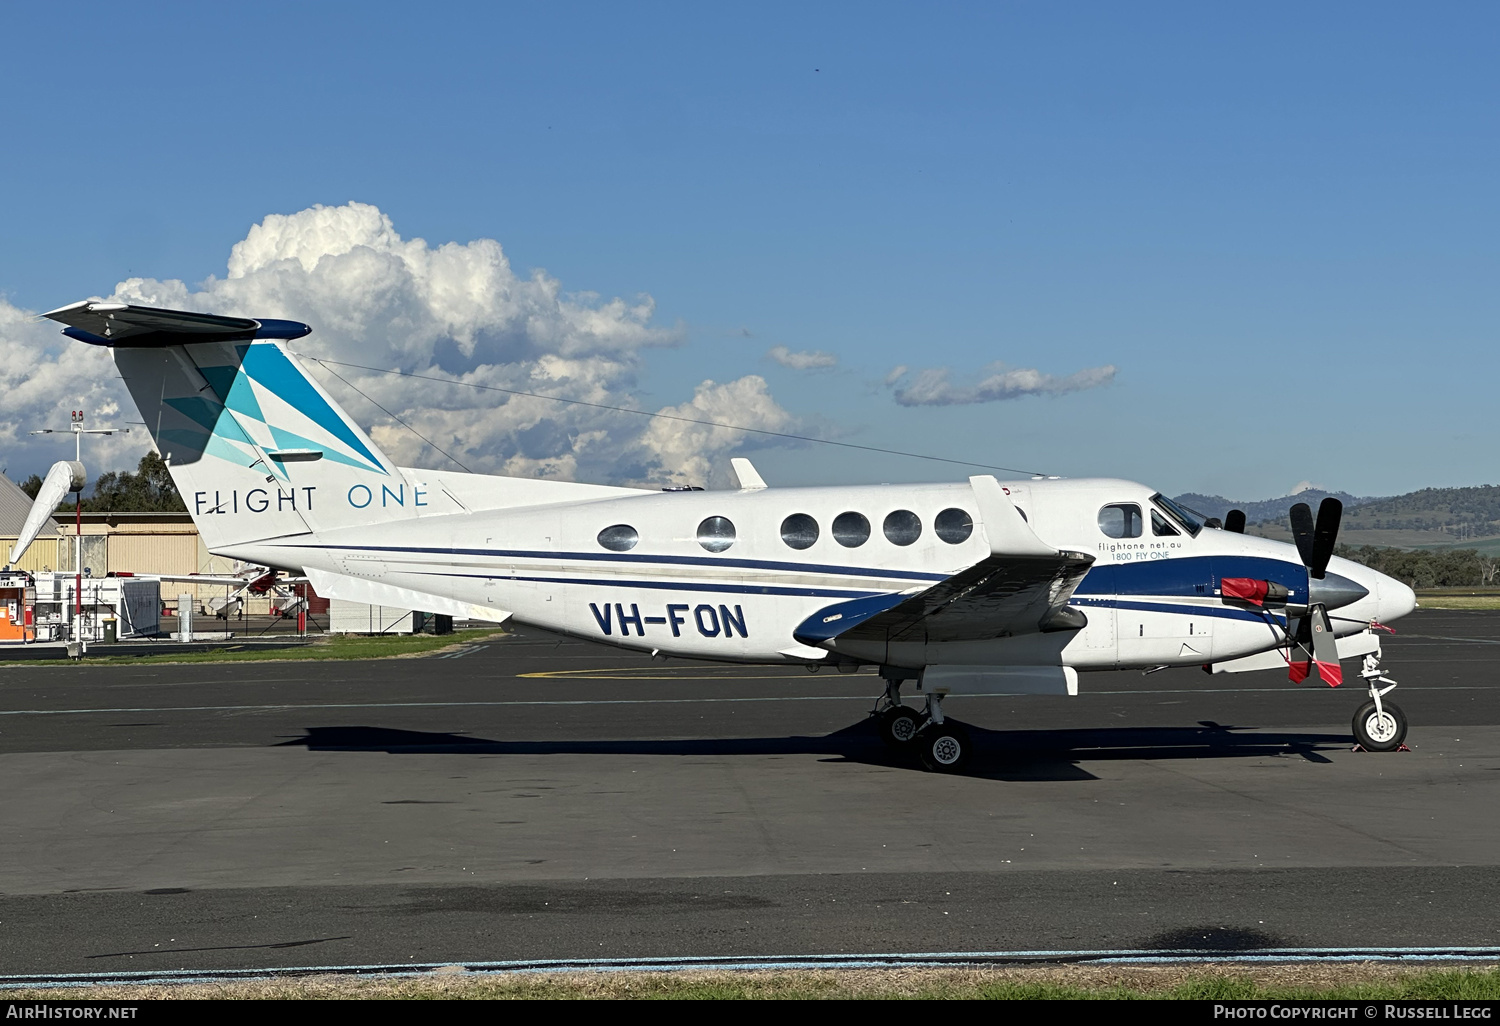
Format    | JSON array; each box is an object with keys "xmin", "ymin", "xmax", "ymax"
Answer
[{"xmin": 2, "ymin": 2, "xmax": 1496, "ymax": 498}]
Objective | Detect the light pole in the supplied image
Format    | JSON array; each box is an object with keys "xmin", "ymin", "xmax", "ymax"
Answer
[{"xmin": 29, "ymin": 411, "xmax": 129, "ymax": 646}]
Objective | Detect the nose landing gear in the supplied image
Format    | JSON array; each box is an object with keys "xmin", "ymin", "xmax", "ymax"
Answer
[{"xmin": 1352, "ymin": 652, "xmax": 1408, "ymax": 752}]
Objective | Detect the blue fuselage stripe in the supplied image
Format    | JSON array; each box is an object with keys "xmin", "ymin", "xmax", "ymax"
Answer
[
  {"xmin": 410, "ymin": 570, "xmax": 885, "ymax": 600},
  {"xmin": 1073, "ymin": 596, "xmax": 1287, "ymax": 626},
  {"xmin": 279, "ymin": 543, "xmax": 948, "ymax": 583}
]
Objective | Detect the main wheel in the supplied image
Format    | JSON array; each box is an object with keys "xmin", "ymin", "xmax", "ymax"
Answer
[
  {"xmin": 917, "ymin": 723, "xmax": 971, "ymax": 773},
  {"xmin": 1352, "ymin": 700, "xmax": 1407, "ymax": 752},
  {"xmin": 879, "ymin": 705, "xmax": 922, "ymax": 749}
]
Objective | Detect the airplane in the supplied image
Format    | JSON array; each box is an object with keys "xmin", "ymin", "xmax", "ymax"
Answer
[{"xmin": 38, "ymin": 300, "xmax": 1419, "ymax": 771}]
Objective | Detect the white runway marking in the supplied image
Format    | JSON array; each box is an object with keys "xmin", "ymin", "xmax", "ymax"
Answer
[
  {"xmin": 0, "ymin": 685, "xmax": 1494, "ymax": 717},
  {"xmin": 6, "ymin": 945, "xmax": 1500, "ymax": 989}
]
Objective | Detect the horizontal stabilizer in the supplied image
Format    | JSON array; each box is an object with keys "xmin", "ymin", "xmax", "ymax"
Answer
[{"xmin": 43, "ymin": 300, "xmax": 309, "ymax": 347}]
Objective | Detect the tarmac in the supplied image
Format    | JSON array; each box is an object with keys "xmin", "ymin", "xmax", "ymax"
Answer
[{"xmin": 1, "ymin": 609, "xmax": 1497, "ymax": 975}]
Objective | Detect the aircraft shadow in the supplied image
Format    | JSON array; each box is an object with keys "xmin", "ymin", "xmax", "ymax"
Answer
[{"xmin": 275, "ymin": 719, "xmax": 1349, "ymax": 781}]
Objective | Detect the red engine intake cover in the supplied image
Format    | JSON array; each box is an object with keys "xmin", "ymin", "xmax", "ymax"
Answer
[{"xmin": 1221, "ymin": 577, "xmax": 1291, "ymax": 608}]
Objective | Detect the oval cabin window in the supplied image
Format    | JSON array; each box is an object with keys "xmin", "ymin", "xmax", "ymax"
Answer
[
  {"xmin": 780, "ymin": 513, "xmax": 819, "ymax": 550},
  {"xmin": 697, "ymin": 516, "xmax": 737, "ymax": 553},
  {"xmin": 883, "ymin": 509, "xmax": 922, "ymax": 546},
  {"xmin": 597, "ymin": 524, "xmax": 639, "ymax": 552},
  {"xmin": 832, "ymin": 511, "xmax": 871, "ymax": 548},
  {"xmin": 934, "ymin": 508, "xmax": 973, "ymax": 544}
]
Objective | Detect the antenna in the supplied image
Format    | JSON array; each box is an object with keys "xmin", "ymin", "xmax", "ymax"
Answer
[{"xmin": 29, "ymin": 409, "xmax": 130, "ymax": 462}]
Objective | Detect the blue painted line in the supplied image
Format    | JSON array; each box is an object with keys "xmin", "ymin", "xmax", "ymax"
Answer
[
  {"xmin": 5, "ymin": 946, "xmax": 1500, "ymax": 988},
  {"xmin": 411, "ymin": 569, "xmax": 886, "ymax": 600},
  {"xmin": 0, "ymin": 696, "xmax": 877, "ymax": 717},
  {"xmin": 4, "ymin": 683, "xmax": 1494, "ymax": 718},
  {"xmin": 279, "ymin": 542, "xmax": 950, "ymax": 583},
  {"xmin": 1072, "ymin": 597, "xmax": 1285, "ymax": 626}
]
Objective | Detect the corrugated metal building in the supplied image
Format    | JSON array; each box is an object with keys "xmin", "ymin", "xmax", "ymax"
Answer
[
  {"xmin": 2, "ymin": 476, "xmax": 398, "ymax": 627},
  {"xmin": 3, "ymin": 512, "xmax": 224, "ymax": 577},
  {"xmin": 0, "ymin": 473, "xmax": 35, "ymax": 538},
  {"xmin": 3, "ymin": 475, "xmax": 243, "ymax": 610}
]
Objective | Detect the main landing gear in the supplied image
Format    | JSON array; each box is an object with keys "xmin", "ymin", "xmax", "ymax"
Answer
[
  {"xmin": 873, "ymin": 677, "xmax": 971, "ymax": 773},
  {"xmin": 1352, "ymin": 651, "xmax": 1407, "ymax": 752}
]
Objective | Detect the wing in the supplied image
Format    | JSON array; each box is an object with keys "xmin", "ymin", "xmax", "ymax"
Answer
[{"xmin": 793, "ymin": 475, "xmax": 1095, "ymax": 646}]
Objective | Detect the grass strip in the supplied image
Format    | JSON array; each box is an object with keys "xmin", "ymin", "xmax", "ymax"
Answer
[
  {"xmin": 1413, "ymin": 594, "xmax": 1500, "ymax": 610},
  {"xmin": 0, "ymin": 629, "xmax": 508, "ymax": 667},
  {"xmin": 8, "ymin": 965, "xmax": 1500, "ymax": 1000}
]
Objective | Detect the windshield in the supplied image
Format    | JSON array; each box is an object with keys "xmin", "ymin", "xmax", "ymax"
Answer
[{"xmin": 1151, "ymin": 493, "xmax": 1204, "ymax": 538}]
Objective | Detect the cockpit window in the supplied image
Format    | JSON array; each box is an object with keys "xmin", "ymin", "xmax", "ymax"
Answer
[
  {"xmin": 1098, "ymin": 503, "xmax": 1143, "ymax": 539},
  {"xmin": 1151, "ymin": 494, "xmax": 1204, "ymax": 538},
  {"xmin": 1151, "ymin": 510, "xmax": 1179, "ymax": 537}
]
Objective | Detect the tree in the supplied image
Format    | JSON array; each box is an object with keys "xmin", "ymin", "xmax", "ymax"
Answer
[
  {"xmin": 19, "ymin": 474, "xmax": 43, "ymax": 499},
  {"xmin": 1338, "ymin": 544, "xmax": 1488, "ymax": 588},
  {"xmin": 1480, "ymin": 556, "xmax": 1500, "ymax": 587}
]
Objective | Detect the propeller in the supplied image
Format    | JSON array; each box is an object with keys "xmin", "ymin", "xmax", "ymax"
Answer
[
  {"xmin": 1285, "ymin": 497, "xmax": 1346, "ymax": 686},
  {"xmin": 1288, "ymin": 498, "xmax": 1342, "ymax": 579},
  {"xmin": 1216, "ymin": 496, "xmax": 1362, "ymax": 686}
]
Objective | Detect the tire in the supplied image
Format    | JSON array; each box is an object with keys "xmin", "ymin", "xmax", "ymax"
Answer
[
  {"xmin": 880, "ymin": 706, "xmax": 922, "ymax": 749},
  {"xmin": 917, "ymin": 723, "xmax": 971, "ymax": 773},
  {"xmin": 1352, "ymin": 700, "xmax": 1407, "ymax": 752}
]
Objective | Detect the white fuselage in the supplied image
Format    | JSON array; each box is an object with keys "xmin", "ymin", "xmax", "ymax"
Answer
[{"xmin": 223, "ymin": 476, "xmax": 1417, "ymax": 672}]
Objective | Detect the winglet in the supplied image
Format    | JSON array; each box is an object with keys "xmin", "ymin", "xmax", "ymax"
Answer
[
  {"xmin": 730, "ymin": 457, "xmax": 768, "ymax": 490},
  {"xmin": 968, "ymin": 475, "xmax": 1056, "ymax": 557}
]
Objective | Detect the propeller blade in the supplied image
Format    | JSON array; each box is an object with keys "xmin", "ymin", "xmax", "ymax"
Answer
[
  {"xmin": 1309, "ymin": 604, "xmax": 1343, "ymax": 685},
  {"xmin": 1287, "ymin": 606, "xmax": 1343, "ymax": 686},
  {"xmin": 1289, "ymin": 502, "xmax": 1316, "ymax": 569},
  {"xmin": 1308, "ymin": 498, "xmax": 1342, "ymax": 580},
  {"xmin": 1225, "ymin": 509, "xmax": 1246, "ymax": 534},
  {"xmin": 1287, "ymin": 614, "xmax": 1315, "ymax": 683}
]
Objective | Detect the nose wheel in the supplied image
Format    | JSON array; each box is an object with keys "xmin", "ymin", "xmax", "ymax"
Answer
[
  {"xmin": 1353, "ymin": 699, "xmax": 1407, "ymax": 751},
  {"xmin": 1352, "ymin": 651, "xmax": 1408, "ymax": 752}
]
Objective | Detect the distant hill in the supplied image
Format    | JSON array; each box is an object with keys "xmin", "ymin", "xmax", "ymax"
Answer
[
  {"xmin": 1174, "ymin": 484, "xmax": 1500, "ymax": 556},
  {"xmin": 1340, "ymin": 485, "xmax": 1500, "ymax": 535},
  {"xmin": 1174, "ymin": 489, "xmax": 1381, "ymax": 526}
]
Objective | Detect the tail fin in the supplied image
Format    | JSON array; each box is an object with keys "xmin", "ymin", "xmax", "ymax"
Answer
[{"xmin": 45, "ymin": 301, "xmax": 433, "ymax": 552}]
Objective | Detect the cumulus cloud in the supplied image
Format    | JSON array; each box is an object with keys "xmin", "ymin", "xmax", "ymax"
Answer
[
  {"xmin": 0, "ymin": 300, "xmax": 139, "ymax": 482},
  {"xmin": 767, "ymin": 345, "xmax": 837, "ymax": 371},
  {"xmin": 889, "ymin": 361, "xmax": 1116, "ymax": 407},
  {"xmin": 639, "ymin": 376, "xmax": 793, "ymax": 487},
  {"xmin": 1, "ymin": 202, "xmax": 798, "ymax": 489}
]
